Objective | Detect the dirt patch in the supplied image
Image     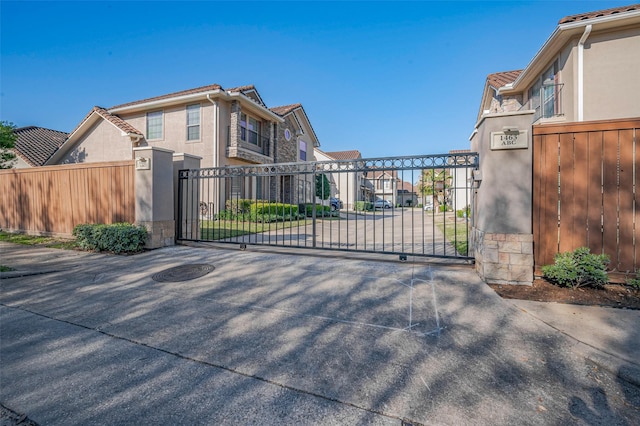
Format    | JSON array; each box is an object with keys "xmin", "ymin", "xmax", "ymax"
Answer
[{"xmin": 489, "ymin": 279, "xmax": 640, "ymax": 310}]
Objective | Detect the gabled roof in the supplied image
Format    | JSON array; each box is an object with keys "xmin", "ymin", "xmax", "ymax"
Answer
[
  {"xmin": 558, "ymin": 3, "xmax": 640, "ymax": 24},
  {"xmin": 270, "ymin": 103, "xmax": 320, "ymax": 147},
  {"xmin": 399, "ymin": 181, "xmax": 415, "ymax": 192},
  {"xmin": 227, "ymin": 85, "xmax": 266, "ymax": 106},
  {"xmin": 67, "ymin": 106, "xmax": 143, "ymax": 141},
  {"xmin": 46, "ymin": 106, "xmax": 144, "ymax": 165},
  {"xmin": 270, "ymin": 103, "xmax": 302, "ymax": 116},
  {"xmin": 13, "ymin": 126, "xmax": 68, "ymax": 167},
  {"xmin": 108, "ymin": 83, "xmax": 283, "ymax": 122},
  {"xmin": 323, "ymin": 150, "xmax": 362, "ymax": 160},
  {"xmin": 486, "ymin": 70, "xmax": 523, "ymax": 90}
]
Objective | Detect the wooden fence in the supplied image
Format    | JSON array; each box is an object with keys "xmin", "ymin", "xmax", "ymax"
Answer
[
  {"xmin": 0, "ymin": 161, "xmax": 135, "ymax": 237},
  {"xmin": 533, "ymin": 118, "xmax": 640, "ymax": 279}
]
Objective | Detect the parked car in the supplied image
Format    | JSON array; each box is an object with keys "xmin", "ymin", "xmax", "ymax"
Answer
[
  {"xmin": 374, "ymin": 199, "xmax": 392, "ymax": 209},
  {"xmin": 330, "ymin": 197, "xmax": 343, "ymax": 211}
]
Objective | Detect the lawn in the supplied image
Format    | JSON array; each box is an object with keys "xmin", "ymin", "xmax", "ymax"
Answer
[
  {"xmin": 0, "ymin": 231, "xmax": 78, "ymax": 250},
  {"xmin": 435, "ymin": 218, "xmax": 469, "ymax": 256},
  {"xmin": 200, "ymin": 219, "xmax": 313, "ymax": 240}
]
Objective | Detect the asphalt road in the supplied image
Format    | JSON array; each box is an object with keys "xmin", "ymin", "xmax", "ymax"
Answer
[{"xmin": 1, "ymin": 243, "xmax": 638, "ymax": 425}]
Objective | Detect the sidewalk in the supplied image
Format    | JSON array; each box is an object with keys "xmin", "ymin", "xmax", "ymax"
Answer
[{"xmin": 1, "ymin": 242, "xmax": 638, "ymax": 425}]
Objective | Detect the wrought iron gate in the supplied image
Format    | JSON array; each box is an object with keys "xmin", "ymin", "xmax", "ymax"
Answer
[{"xmin": 177, "ymin": 153, "xmax": 478, "ymax": 260}]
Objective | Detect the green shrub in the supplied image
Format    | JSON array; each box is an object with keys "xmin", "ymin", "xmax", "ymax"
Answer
[
  {"xmin": 304, "ymin": 204, "xmax": 336, "ymax": 217},
  {"xmin": 73, "ymin": 223, "xmax": 147, "ymax": 254},
  {"xmin": 541, "ymin": 247, "xmax": 609, "ymax": 288},
  {"xmin": 225, "ymin": 199, "xmax": 254, "ymax": 215},
  {"xmin": 626, "ymin": 272, "xmax": 640, "ymax": 289},
  {"xmin": 457, "ymin": 206, "xmax": 471, "ymax": 218},
  {"xmin": 354, "ymin": 201, "xmax": 373, "ymax": 211}
]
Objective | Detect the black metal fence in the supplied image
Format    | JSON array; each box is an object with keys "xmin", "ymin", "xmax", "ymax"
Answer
[{"xmin": 177, "ymin": 153, "xmax": 478, "ymax": 260}]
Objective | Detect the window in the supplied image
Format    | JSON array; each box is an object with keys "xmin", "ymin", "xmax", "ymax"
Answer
[
  {"xmin": 528, "ymin": 60, "xmax": 560, "ymax": 119},
  {"xmin": 240, "ymin": 112, "xmax": 262, "ymax": 146},
  {"xmin": 146, "ymin": 111, "xmax": 163, "ymax": 140},
  {"xmin": 383, "ymin": 179, "xmax": 391, "ymax": 190},
  {"xmin": 299, "ymin": 140, "xmax": 307, "ymax": 161},
  {"xmin": 186, "ymin": 104, "xmax": 200, "ymax": 141}
]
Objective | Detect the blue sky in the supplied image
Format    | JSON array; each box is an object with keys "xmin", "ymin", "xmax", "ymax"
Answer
[{"xmin": 0, "ymin": 0, "xmax": 627, "ymax": 158}]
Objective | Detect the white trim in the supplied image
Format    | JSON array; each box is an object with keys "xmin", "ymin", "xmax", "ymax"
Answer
[
  {"xmin": 498, "ymin": 10, "xmax": 640, "ymax": 94},
  {"xmin": 577, "ymin": 24, "xmax": 592, "ymax": 122},
  {"xmin": 109, "ymin": 90, "xmax": 224, "ymax": 114}
]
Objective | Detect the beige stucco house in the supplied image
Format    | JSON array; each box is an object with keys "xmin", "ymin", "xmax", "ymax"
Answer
[
  {"xmin": 314, "ymin": 149, "xmax": 371, "ymax": 210},
  {"xmin": 47, "ymin": 84, "xmax": 318, "ymax": 169},
  {"xmin": 470, "ymin": 3, "xmax": 640, "ymax": 285},
  {"xmin": 475, "ymin": 3, "xmax": 640, "ymax": 126}
]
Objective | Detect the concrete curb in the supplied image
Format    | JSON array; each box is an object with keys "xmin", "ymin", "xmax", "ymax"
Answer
[
  {"xmin": 583, "ymin": 349, "xmax": 640, "ymax": 388},
  {"xmin": 0, "ymin": 269, "xmax": 64, "ymax": 279}
]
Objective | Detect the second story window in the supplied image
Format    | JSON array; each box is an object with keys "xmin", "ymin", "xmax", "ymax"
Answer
[
  {"xmin": 529, "ymin": 60, "xmax": 561, "ymax": 120},
  {"xmin": 299, "ymin": 140, "xmax": 307, "ymax": 161},
  {"xmin": 146, "ymin": 111, "xmax": 163, "ymax": 140},
  {"xmin": 240, "ymin": 112, "xmax": 262, "ymax": 146},
  {"xmin": 186, "ymin": 104, "xmax": 200, "ymax": 141}
]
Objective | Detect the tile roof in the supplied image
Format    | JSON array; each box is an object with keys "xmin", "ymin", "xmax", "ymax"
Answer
[
  {"xmin": 68, "ymin": 106, "xmax": 142, "ymax": 140},
  {"xmin": 110, "ymin": 84, "xmax": 223, "ymax": 109},
  {"xmin": 14, "ymin": 126, "xmax": 68, "ymax": 167},
  {"xmin": 270, "ymin": 104, "xmax": 302, "ymax": 116},
  {"xmin": 323, "ymin": 150, "xmax": 362, "ymax": 160},
  {"xmin": 93, "ymin": 107, "xmax": 143, "ymax": 136},
  {"xmin": 558, "ymin": 3, "xmax": 639, "ymax": 24},
  {"xmin": 227, "ymin": 85, "xmax": 256, "ymax": 93},
  {"xmin": 400, "ymin": 181, "xmax": 415, "ymax": 192},
  {"xmin": 486, "ymin": 70, "xmax": 523, "ymax": 89}
]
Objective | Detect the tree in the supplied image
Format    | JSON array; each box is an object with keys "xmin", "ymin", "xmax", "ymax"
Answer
[
  {"xmin": 418, "ymin": 169, "xmax": 452, "ymax": 209},
  {"xmin": 0, "ymin": 121, "xmax": 17, "ymax": 169},
  {"xmin": 315, "ymin": 173, "xmax": 330, "ymax": 200}
]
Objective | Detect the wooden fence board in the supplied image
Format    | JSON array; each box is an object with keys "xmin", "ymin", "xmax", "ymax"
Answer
[
  {"xmin": 572, "ymin": 132, "xmax": 589, "ymax": 249},
  {"xmin": 618, "ymin": 129, "xmax": 634, "ymax": 272},
  {"xmin": 0, "ymin": 161, "xmax": 135, "ymax": 236},
  {"xmin": 538, "ymin": 133, "xmax": 561, "ymax": 266},
  {"xmin": 558, "ymin": 132, "xmax": 575, "ymax": 253},
  {"xmin": 534, "ymin": 119, "xmax": 640, "ymax": 279},
  {"xmin": 602, "ymin": 130, "xmax": 619, "ymax": 266},
  {"xmin": 587, "ymin": 131, "xmax": 604, "ymax": 254}
]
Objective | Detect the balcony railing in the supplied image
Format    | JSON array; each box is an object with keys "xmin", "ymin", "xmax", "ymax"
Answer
[
  {"xmin": 521, "ymin": 83, "xmax": 564, "ymax": 121},
  {"xmin": 227, "ymin": 126, "xmax": 270, "ymax": 157}
]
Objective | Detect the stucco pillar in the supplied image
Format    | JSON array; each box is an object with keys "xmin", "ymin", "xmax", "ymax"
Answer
[
  {"xmin": 134, "ymin": 147, "xmax": 175, "ymax": 248},
  {"xmin": 173, "ymin": 153, "xmax": 202, "ymax": 241},
  {"xmin": 470, "ymin": 111, "xmax": 535, "ymax": 285}
]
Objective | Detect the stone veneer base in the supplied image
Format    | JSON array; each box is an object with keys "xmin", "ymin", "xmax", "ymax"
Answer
[{"xmin": 473, "ymin": 229, "xmax": 533, "ymax": 285}]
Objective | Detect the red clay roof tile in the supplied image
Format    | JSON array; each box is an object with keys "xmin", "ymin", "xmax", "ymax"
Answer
[
  {"xmin": 110, "ymin": 84, "xmax": 223, "ymax": 109},
  {"xmin": 323, "ymin": 150, "xmax": 362, "ymax": 160},
  {"xmin": 558, "ymin": 3, "xmax": 639, "ymax": 24},
  {"xmin": 486, "ymin": 70, "xmax": 523, "ymax": 89}
]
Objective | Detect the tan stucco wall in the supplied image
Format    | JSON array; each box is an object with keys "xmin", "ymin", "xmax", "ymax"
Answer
[
  {"xmin": 583, "ymin": 25, "xmax": 640, "ymax": 121},
  {"xmin": 471, "ymin": 111, "xmax": 535, "ymax": 234},
  {"xmin": 520, "ymin": 25, "xmax": 640, "ymax": 124},
  {"xmin": 60, "ymin": 120, "xmax": 133, "ymax": 164},
  {"xmin": 119, "ymin": 102, "xmax": 217, "ymax": 168},
  {"xmin": 13, "ymin": 156, "xmax": 31, "ymax": 169}
]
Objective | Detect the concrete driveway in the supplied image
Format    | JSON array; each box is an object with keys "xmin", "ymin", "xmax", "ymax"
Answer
[
  {"xmin": 1, "ymin": 243, "xmax": 638, "ymax": 425},
  {"xmin": 223, "ymin": 208, "xmax": 461, "ymax": 257}
]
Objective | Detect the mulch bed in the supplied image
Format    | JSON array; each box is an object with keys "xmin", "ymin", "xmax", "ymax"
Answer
[{"xmin": 489, "ymin": 279, "xmax": 640, "ymax": 310}]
